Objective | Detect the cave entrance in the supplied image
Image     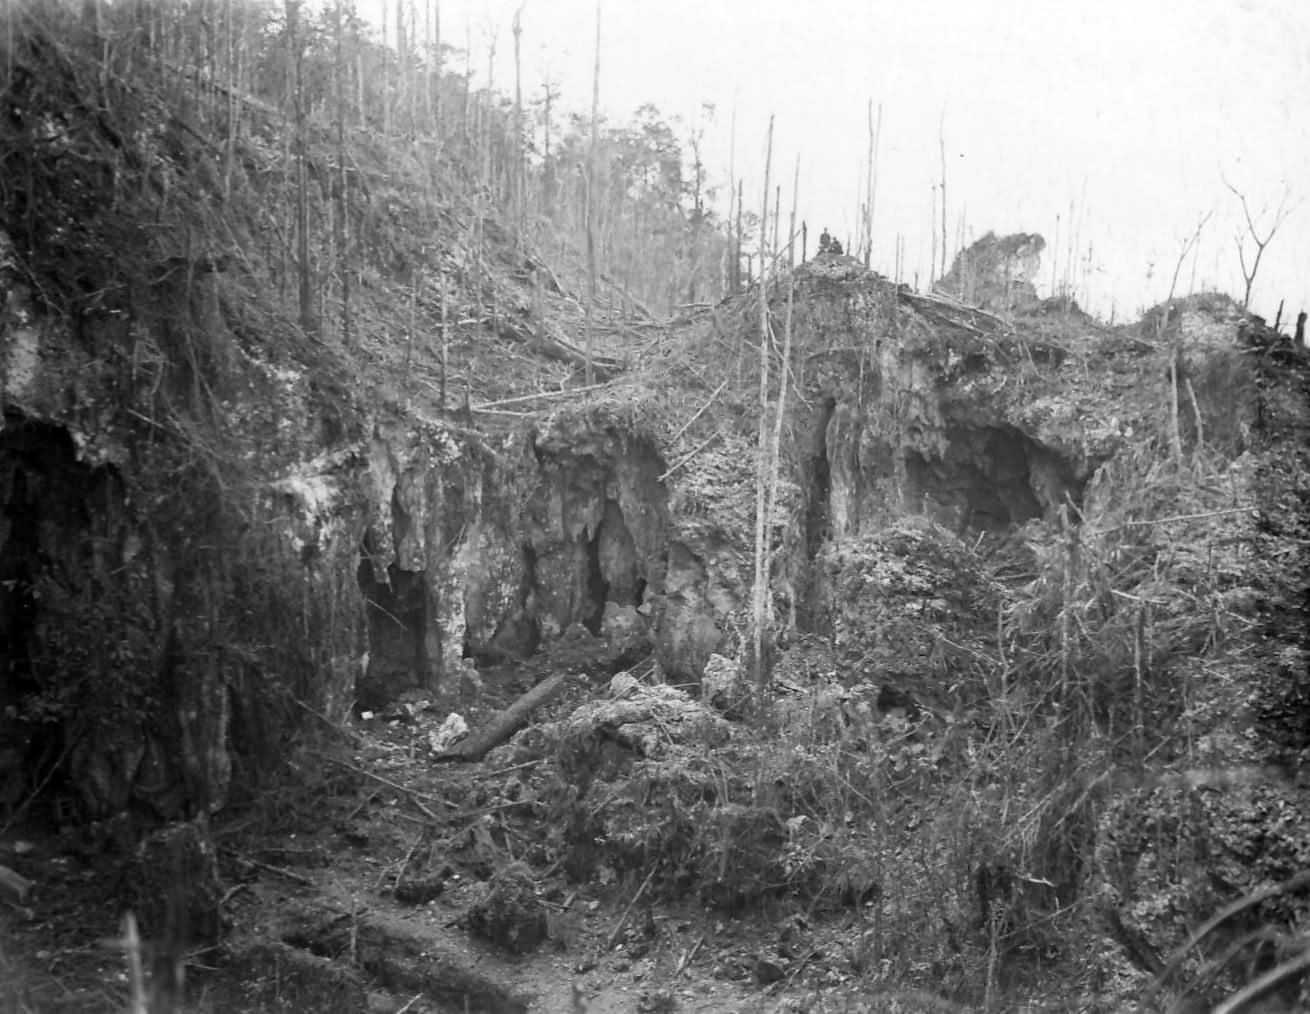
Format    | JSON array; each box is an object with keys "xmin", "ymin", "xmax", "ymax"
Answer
[
  {"xmin": 904, "ymin": 424, "xmax": 1082, "ymax": 533},
  {"xmin": 356, "ymin": 539, "xmax": 437, "ymax": 709},
  {"xmin": 0, "ymin": 413, "xmax": 123, "ymax": 811},
  {"xmin": 516, "ymin": 544, "xmax": 542, "ymax": 656},
  {"xmin": 585, "ymin": 498, "xmax": 644, "ymax": 634},
  {"xmin": 583, "ymin": 535, "xmax": 608, "ymax": 635},
  {"xmin": 803, "ymin": 397, "xmax": 837, "ymax": 561},
  {"xmin": 794, "ymin": 398, "xmax": 837, "ymax": 633}
]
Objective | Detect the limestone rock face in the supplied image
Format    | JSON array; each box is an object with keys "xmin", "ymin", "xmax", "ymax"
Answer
[
  {"xmin": 350, "ymin": 416, "xmax": 672, "ymax": 696},
  {"xmin": 701, "ymin": 652, "xmax": 744, "ymax": 711},
  {"xmin": 0, "ymin": 227, "xmax": 366, "ymax": 821},
  {"xmin": 650, "ymin": 537, "xmax": 737, "ymax": 680},
  {"xmin": 936, "ymin": 231, "xmax": 1046, "ymax": 313},
  {"xmin": 2, "ymin": 210, "xmax": 1270, "ymax": 833}
]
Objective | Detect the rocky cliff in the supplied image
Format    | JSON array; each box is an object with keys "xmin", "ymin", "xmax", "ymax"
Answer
[
  {"xmin": 0, "ymin": 217, "xmax": 1284, "ymax": 830},
  {"xmin": 2, "ymin": 37, "xmax": 1307, "ymax": 1010}
]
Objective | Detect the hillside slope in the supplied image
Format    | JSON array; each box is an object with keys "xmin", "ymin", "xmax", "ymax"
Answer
[{"xmin": 1, "ymin": 7, "xmax": 1308, "ymax": 1014}]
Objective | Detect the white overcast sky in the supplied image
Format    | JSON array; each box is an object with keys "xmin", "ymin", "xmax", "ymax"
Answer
[{"xmin": 363, "ymin": 0, "xmax": 1309, "ymax": 324}]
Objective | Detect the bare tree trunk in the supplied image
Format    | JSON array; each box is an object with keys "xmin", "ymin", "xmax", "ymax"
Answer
[
  {"xmin": 726, "ymin": 97, "xmax": 736, "ymax": 291},
  {"xmin": 1160, "ymin": 212, "xmax": 1212, "ymax": 459},
  {"xmin": 382, "ymin": 1, "xmax": 391, "ymax": 137},
  {"xmin": 853, "ymin": 158, "xmax": 864, "ymax": 257},
  {"xmin": 938, "ymin": 112, "xmax": 948, "ymax": 280},
  {"xmin": 1050, "ymin": 212, "xmax": 1060, "ymax": 297},
  {"xmin": 406, "ymin": 259, "xmax": 419, "ymax": 397},
  {"xmin": 929, "ymin": 184, "xmax": 937, "ymax": 290},
  {"xmin": 396, "ymin": 0, "xmax": 407, "ymax": 133},
  {"xmin": 1068, "ymin": 182, "xmax": 1086, "ymax": 307},
  {"xmin": 764, "ymin": 155, "xmax": 800, "ymax": 640},
  {"xmin": 335, "ymin": 0, "xmax": 352, "ymax": 346},
  {"xmin": 439, "ymin": 269, "xmax": 449, "ymax": 408},
  {"xmin": 1064, "ymin": 197, "xmax": 1076, "ymax": 305},
  {"xmin": 540, "ymin": 79, "xmax": 558, "ymax": 218},
  {"xmin": 787, "ymin": 158, "xmax": 800, "ymax": 281},
  {"xmin": 734, "ymin": 179, "xmax": 744, "ymax": 296},
  {"xmin": 462, "ymin": 19, "xmax": 471, "ymax": 144},
  {"xmin": 432, "ymin": 0, "xmax": 441, "ymax": 131},
  {"xmin": 1084, "ymin": 241, "xmax": 1094, "ymax": 307},
  {"xmin": 583, "ymin": 0, "xmax": 601, "ymax": 386},
  {"xmin": 222, "ymin": 0, "xmax": 235, "ymax": 196},
  {"xmin": 772, "ymin": 184, "xmax": 781, "ymax": 259},
  {"xmin": 355, "ymin": 43, "xmax": 365, "ymax": 129},
  {"xmin": 296, "ymin": 109, "xmax": 314, "ymax": 337},
  {"xmin": 409, "ymin": 0, "xmax": 419, "ymax": 131},
  {"xmin": 286, "ymin": 0, "xmax": 316, "ymax": 337},
  {"xmin": 482, "ymin": 25, "xmax": 497, "ymax": 190},
  {"xmin": 512, "ymin": 4, "xmax": 524, "ymax": 246},
  {"xmin": 861, "ymin": 106, "xmax": 873, "ymax": 266},
  {"xmin": 423, "ymin": 0, "xmax": 432, "ymax": 125},
  {"xmin": 399, "ymin": 0, "xmax": 412, "ymax": 133},
  {"xmin": 867, "ymin": 100, "xmax": 882, "ymax": 269},
  {"xmin": 750, "ymin": 116, "xmax": 775, "ymax": 689}
]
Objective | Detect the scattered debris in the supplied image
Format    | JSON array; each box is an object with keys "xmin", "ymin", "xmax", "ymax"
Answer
[{"xmin": 428, "ymin": 713, "xmax": 470, "ymax": 754}]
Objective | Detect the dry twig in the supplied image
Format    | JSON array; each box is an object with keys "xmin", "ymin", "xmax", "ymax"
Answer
[
  {"xmin": 605, "ymin": 864, "xmax": 659, "ymax": 951},
  {"xmin": 310, "ymin": 751, "xmax": 448, "ymax": 820},
  {"xmin": 657, "ymin": 431, "xmax": 723, "ymax": 482}
]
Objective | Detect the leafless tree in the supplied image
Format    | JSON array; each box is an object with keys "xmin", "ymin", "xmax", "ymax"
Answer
[
  {"xmin": 938, "ymin": 111, "xmax": 947, "ymax": 280},
  {"xmin": 929, "ymin": 182, "xmax": 937, "ymax": 290},
  {"xmin": 865, "ymin": 100, "xmax": 882, "ymax": 269},
  {"xmin": 751, "ymin": 116, "xmax": 775, "ymax": 688},
  {"xmin": 334, "ymin": 0, "xmax": 351, "ymax": 345},
  {"xmin": 763, "ymin": 155, "xmax": 800, "ymax": 642},
  {"xmin": 286, "ymin": 0, "xmax": 315, "ymax": 338},
  {"xmin": 511, "ymin": 3, "xmax": 525, "ymax": 244},
  {"xmin": 1160, "ymin": 211, "xmax": 1213, "ymax": 459},
  {"xmin": 1223, "ymin": 177, "xmax": 1294, "ymax": 311},
  {"xmin": 583, "ymin": 0, "xmax": 600, "ymax": 385}
]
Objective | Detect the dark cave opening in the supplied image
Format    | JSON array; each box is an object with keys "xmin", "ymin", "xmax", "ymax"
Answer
[
  {"xmin": 519, "ymin": 544, "xmax": 542, "ymax": 655},
  {"xmin": 803, "ymin": 397, "xmax": 838, "ymax": 561},
  {"xmin": 0, "ymin": 414, "xmax": 118, "ymax": 810},
  {"xmin": 791, "ymin": 397, "xmax": 838, "ymax": 635},
  {"xmin": 583, "ymin": 532, "xmax": 609, "ymax": 636},
  {"xmin": 356, "ymin": 540, "xmax": 434, "ymax": 709},
  {"xmin": 904, "ymin": 424, "xmax": 1082, "ymax": 533}
]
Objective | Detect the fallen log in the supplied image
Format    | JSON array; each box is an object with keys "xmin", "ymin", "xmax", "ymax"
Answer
[
  {"xmin": 473, "ymin": 381, "xmax": 617, "ymax": 412},
  {"xmin": 494, "ymin": 315, "xmax": 623, "ymax": 378},
  {"xmin": 432, "ymin": 674, "xmax": 572, "ymax": 764}
]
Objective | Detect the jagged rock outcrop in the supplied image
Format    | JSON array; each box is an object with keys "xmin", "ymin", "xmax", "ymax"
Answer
[
  {"xmin": 2, "ymin": 200, "xmax": 1287, "ymax": 860},
  {"xmin": 752, "ymin": 262, "xmax": 1094, "ymax": 623},
  {"xmin": 936, "ymin": 231, "xmax": 1046, "ymax": 313},
  {"xmin": 0, "ymin": 225, "xmax": 369, "ymax": 822},
  {"xmin": 351, "ymin": 416, "xmax": 669, "ymax": 704},
  {"xmin": 0, "ymin": 224, "xmax": 681, "ymax": 814}
]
